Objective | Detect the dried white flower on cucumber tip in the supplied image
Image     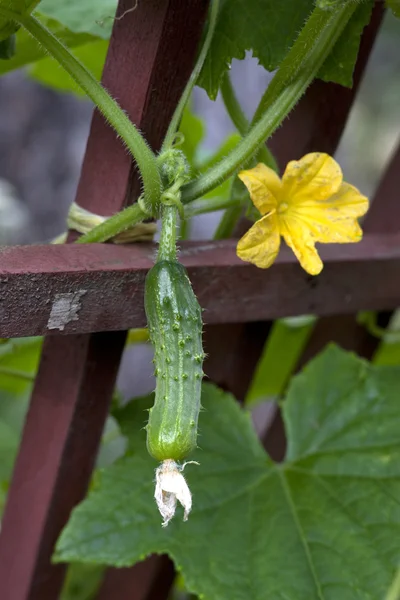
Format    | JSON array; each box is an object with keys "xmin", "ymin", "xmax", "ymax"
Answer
[{"xmin": 154, "ymin": 459, "xmax": 199, "ymax": 527}]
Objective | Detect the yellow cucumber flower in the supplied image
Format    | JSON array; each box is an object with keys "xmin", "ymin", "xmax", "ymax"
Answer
[{"xmin": 236, "ymin": 153, "xmax": 369, "ymax": 275}]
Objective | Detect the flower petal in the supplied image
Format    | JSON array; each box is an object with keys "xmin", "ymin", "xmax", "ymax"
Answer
[
  {"xmin": 154, "ymin": 460, "xmax": 193, "ymax": 527},
  {"xmin": 238, "ymin": 163, "xmax": 281, "ymax": 215},
  {"xmin": 282, "ymin": 153, "xmax": 343, "ymax": 204},
  {"xmin": 327, "ymin": 182, "xmax": 369, "ymax": 218},
  {"xmin": 288, "ymin": 182, "xmax": 369, "ymax": 244},
  {"xmin": 280, "ymin": 217, "xmax": 323, "ymax": 276},
  {"xmin": 237, "ymin": 213, "xmax": 280, "ymax": 269}
]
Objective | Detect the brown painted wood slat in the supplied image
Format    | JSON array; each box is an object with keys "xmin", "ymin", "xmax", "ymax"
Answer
[
  {"xmin": 0, "ymin": 233, "xmax": 400, "ymax": 338},
  {"xmin": 205, "ymin": 2, "xmax": 386, "ymax": 400},
  {"xmin": 0, "ymin": 1, "xmax": 209, "ymax": 599}
]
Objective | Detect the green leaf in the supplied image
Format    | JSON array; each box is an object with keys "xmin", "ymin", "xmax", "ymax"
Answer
[
  {"xmin": 29, "ymin": 39, "xmax": 108, "ymax": 94},
  {"xmin": 96, "ymin": 415, "xmax": 127, "ymax": 469},
  {"xmin": 0, "ymin": 0, "xmax": 112, "ymax": 85},
  {"xmin": 386, "ymin": 565, "xmax": 400, "ymax": 600},
  {"xmin": 0, "ymin": 0, "xmax": 39, "ymax": 41},
  {"xmin": 0, "ymin": 337, "xmax": 41, "ymax": 497},
  {"xmin": 60, "ymin": 563, "xmax": 103, "ymax": 600},
  {"xmin": 387, "ymin": 0, "xmax": 400, "ymax": 18},
  {"xmin": 199, "ymin": 132, "xmax": 240, "ymax": 201},
  {"xmin": 179, "ymin": 106, "xmax": 205, "ymax": 169},
  {"xmin": 55, "ymin": 348, "xmax": 400, "ymax": 599},
  {"xmin": 198, "ymin": 132, "xmax": 241, "ymax": 174},
  {"xmin": 319, "ymin": 0, "xmax": 374, "ymax": 87},
  {"xmin": 0, "ymin": 14, "xmax": 98, "ymax": 78},
  {"xmin": 245, "ymin": 317, "xmax": 315, "ymax": 407},
  {"xmin": 0, "ymin": 33, "xmax": 15, "ymax": 59},
  {"xmin": 199, "ymin": 0, "xmax": 313, "ymax": 100},
  {"xmin": 179, "ymin": 106, "xmax": 239, "ymax": 202},
  {"xmin": 39, "ymin": 0, "xmax": 117, "ymax": 39},
  {"xmin": 198, "ymin": 0, "xmax": 374, "ymax": 99},
  {"xmin": 0, "ymin": 337, "xmax": 41, "ymax": 395},
  {"xmin": 0, "ymin": 417, "xmax": 20, "ymax": 482},
  {"xmin": 373, "ymin": 341, "xmax": 400, "ymax": 366}
]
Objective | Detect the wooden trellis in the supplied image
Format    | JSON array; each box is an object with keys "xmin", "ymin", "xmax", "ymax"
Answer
[{"xmin": 0, "ymin": 1, "xmax": 396, "ymax": 599}]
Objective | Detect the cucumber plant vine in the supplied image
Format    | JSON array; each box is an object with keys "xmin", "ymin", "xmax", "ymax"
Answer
[{"xmin": 1, "ymin": 0, "xmax": 400, "ymax": 599}]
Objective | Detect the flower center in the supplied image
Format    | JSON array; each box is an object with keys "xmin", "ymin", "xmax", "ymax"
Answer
[{"xmin": 277, "ymin": 201, "xmax": 289, "ymax": 214}]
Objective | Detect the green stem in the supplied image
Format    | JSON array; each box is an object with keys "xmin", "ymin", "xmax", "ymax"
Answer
[
  {"xmin": 77, "ymin": 191, "xmax": 240, "ymax": 244},
  {"xmin": 213, "ymin": 178, "xmax": 246, "ymax": 239},
  {"xmin": 214, "ymin": 203, "xmax": 244, "ymax": 240},
  {"xmin": 220, "ymin": 72, "xmax": 249, "ymax": 135},
  {"xmin": 0, "ymin": 8, "xmax": 162, "ymax": 213},
  {"xmin": 157, "ymin": 205, "xmax": 178, "ymax": 262},
  {"xmin": 221, "ymin": 72, "xmax": 278, "ymax": 172},
  {"xmin": 184, "ymin": 193, "xmax": 239, "ymax": 218},
  {"xmin": 181, "ymin": 3, "xmax": 357, "ymax": 204},
  {"xmin": 179, "ymin": 215, "xmax": 191, "ymax": 240},
  {"xmin": 76, "ymin": 203, "xmax": 147, "ymax": 244},
  {"xmin": 162, "ymin": 0, "xmax": 220, "ymax": 151}
]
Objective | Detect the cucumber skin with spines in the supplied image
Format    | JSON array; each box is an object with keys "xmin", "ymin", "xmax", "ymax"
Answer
[{"xmin": 145, "ymin": 260, "xmax": 204, "ymax": 462}]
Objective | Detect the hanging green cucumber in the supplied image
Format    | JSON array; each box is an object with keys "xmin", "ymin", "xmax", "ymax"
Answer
[
  {"xmin": 145, "ymin": 203, "xmax": 204, "ymax": 526},
  {"xmin": 145, "ymin": 260, "xmax": 203, "ymax": 461}
]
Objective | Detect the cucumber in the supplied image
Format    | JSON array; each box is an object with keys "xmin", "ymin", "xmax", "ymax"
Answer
[{"xmin": 145, "ymin": 260, "xmax": 204, "ymax": 462}]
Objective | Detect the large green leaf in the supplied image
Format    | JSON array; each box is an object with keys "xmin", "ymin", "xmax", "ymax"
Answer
[
  {"xmin": 0, "ymin": 337, "xmax": 41, "ymax": 395},
  {"xmin": 0, "ymin": 33, "xmax": 15, "ymax": 59},
  {"xmin": 0, "ymin": 336, "xmax": 124, "ymax": 507},
  {"xmin": 60, "ymin": 563, "xmax": 104, "ymax": 600},
  {"xmin": 0, "ymin": 15, "xmax": 98, "ymax": 78},
  {"xmin": 0, "ymin": 338, "xmax": 41, "ymax": 502},
  {"xmin": 0, "ymin": 0, "xmax": 39, "ymax": 41},
  {"xmin": 198, "ymin": 0, "xmax": 374, "ymax": 99},
  {"xmin": 179, "ymin": 106, "xmax": 239, "ymax": 203},
  {"xmin": 245, "ymin": 317, "xmax": 315, "ymax": 406},
  {"xmin": 0, "ymin": 0, "xmax": 112, "ymax": 87},
  {"xmin": 319, "ymin": 0, "xmax": 374, "ymax": 87},
  {"xmin": 387, "ymin": 0, "xmax": 400, "ymax": 18},
  {"xmin": 55, "ymin": 347, "xmax": 400, "ymax": 599},
  {"xmin": 179, "ymin": 106, "xmax": 205, "ymax": 169},
  {"xmin": 39, "ymin": 0, "xmax": 117, "ymax": 39},
  {"xmin": 29, "ymin": 39, "xmax": 108, "ymax": 94}
]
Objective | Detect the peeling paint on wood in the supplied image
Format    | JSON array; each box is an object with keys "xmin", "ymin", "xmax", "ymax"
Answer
[{"xmin": 47, "ymin": 290, "xmax": 87, "ymax": 331}]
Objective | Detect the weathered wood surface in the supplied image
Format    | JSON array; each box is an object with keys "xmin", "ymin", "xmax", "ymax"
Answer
[
  {"xmin": 0, "ymin": 232, "xmax": 399, "ymax": 338},
  {"xmin": 0, "ymin": 1, "xmax": 209, "ymax": 599}
]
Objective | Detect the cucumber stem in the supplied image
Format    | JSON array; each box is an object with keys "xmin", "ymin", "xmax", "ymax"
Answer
[{"xmin": 157, "ymin": 205, "xmax": 178, "ymax": 262}]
